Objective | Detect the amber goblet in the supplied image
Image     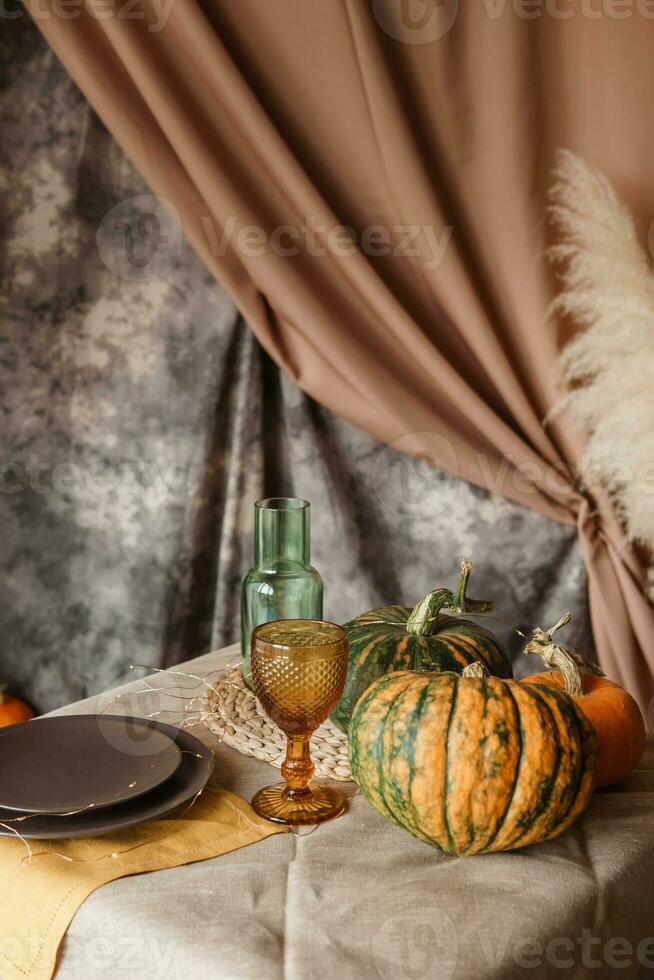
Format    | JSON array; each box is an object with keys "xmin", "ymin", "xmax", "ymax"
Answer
[{"xmin": 250, "ymin": 619, "xmax": 348, "ymax": 825}]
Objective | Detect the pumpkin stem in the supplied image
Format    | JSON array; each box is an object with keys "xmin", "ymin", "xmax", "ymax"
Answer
[
  {"xmin": 524, "ymin": 612, "xmax": 605, "ymax": 697},
  {"xmin": 451, "ymin": 559, "xmax": 494, "ymax": 615},
  {"xmin": 0, "ymin": 684, "xmax": 5, "ymax": 704},
  {"xmin": 462, "ymin": 661, "xmax": 489, "ymax": 678},
  {"xmin": 406, "ymin": 559, "xmax": 494, "ymax": 636}
]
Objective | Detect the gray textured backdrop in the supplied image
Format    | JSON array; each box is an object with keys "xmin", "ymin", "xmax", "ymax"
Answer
[{"xmin": 0, "ymin": 18, "xmax": 591, "ymax": 713}]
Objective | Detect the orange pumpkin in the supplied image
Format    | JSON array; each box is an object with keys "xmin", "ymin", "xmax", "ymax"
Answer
[
  {"xmin": 349, "ymin": 662, "xmax": 598, "ymax": 854},
  {"xmin": 0, "ymin": 686, "xmax": 34, "ymax": 728},
  {"xmin": 523, "ymin": 614, "xmax": 646, "ymax": 788}
]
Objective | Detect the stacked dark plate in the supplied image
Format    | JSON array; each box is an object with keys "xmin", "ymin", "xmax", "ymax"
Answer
[{"xmin": 0, "ymin": 715, "xmax": 214, "ymax": 839}]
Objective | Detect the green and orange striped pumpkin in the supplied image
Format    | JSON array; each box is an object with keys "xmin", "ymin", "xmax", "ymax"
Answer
[
  {"xmin": 331, "ymin": 560, "xmax": 512, "ymax": 732},
  {"xmin": 349, "ymin": 665, "xmax": 598, "ymax": 854}
]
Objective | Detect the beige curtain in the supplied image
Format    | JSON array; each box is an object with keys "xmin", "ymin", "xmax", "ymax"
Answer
[{"xmin": 28, "ymin": 0, "xmax": 654, "ymax": 715}]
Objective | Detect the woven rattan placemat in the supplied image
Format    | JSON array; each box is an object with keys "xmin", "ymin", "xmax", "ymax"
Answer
[{"xmin": 205, "ymin": 665, "xmax": 353, "ymax": 782}]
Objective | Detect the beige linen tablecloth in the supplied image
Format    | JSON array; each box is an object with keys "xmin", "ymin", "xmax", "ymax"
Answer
[{"xmin": 46, "ymin": 644, "xmax": 654, "ymax": 980}]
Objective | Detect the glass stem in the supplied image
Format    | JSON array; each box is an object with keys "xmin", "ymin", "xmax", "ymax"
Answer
[{"xmin": 282, "ymin": 735, "xmax": 314, "ymax": 800}]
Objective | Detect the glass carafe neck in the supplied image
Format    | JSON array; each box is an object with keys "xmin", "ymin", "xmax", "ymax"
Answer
[{"xmin": 254, "ymin": 498, "xmax": 310, "ymax": 565}]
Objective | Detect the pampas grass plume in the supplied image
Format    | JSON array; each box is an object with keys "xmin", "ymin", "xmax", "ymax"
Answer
[{"xmin": 549, "ymin": 150, "xmax": 654, "ymax": 595}]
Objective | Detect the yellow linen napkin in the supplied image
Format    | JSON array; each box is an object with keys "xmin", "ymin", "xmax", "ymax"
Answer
[{"xmin": 0, "ymin": 784, "xmax": 285, "ymax": 980}]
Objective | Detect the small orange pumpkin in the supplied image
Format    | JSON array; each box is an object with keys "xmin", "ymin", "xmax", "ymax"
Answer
[
  {"xmin": 0, "ymin": 685, "xmax": 34, "ymax": 728},
  {"xmin": 523, "ymin": 614, "xmax": 646, "ymax": 788}
]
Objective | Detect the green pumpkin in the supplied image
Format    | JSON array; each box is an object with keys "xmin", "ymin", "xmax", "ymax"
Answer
[
  {"xmin": 331, "ymin": 560, "xmax": 512, "ymax": 732},
  {"xmin": 348, "ymin": 664, "xmax": 598, "ymax": 854}
]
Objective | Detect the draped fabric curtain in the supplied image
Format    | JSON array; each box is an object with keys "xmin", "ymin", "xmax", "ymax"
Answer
[
  {"xmin": 27, "ymin": 1, "xmax": 654, "ymax": 712},
  {"xmin": 0, "ymin": 17, "xmax": 591, "ymax": 715}
]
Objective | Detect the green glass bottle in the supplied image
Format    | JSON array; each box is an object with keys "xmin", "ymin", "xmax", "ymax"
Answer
[{"xmin": 241, "ymin": 498, "xmax": 323, "ymax": 687}]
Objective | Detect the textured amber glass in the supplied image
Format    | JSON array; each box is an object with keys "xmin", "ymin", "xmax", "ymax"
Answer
[{"xmin": 250, "ymin": 620, "xmax": 348, "ymax": 825}]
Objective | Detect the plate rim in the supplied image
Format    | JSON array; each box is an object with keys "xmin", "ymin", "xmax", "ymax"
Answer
[
  {"xmin": 0, "ymin": 716, "xmax": 215, "ymax": 839},
  {"xmin": 0, "ymin": 714, "xmax": 183, "ymax": 815}
]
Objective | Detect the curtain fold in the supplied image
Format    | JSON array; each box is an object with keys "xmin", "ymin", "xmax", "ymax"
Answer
[{"xmin": 26, "ymin": 0, "xmax": 654, "ymax": 714}]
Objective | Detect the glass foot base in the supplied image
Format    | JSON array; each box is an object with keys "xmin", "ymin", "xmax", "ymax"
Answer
[{"xmin": 251, "ymin": 783, "xmax": 346, "ymax": 826}]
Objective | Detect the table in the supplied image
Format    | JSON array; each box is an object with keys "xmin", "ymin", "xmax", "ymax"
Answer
[{"xmin": 51, "ymin": 644, "xmax": 654, "ymax": 980}]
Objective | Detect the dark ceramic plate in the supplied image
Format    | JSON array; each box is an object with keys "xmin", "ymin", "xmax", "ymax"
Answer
[
  {"xmin": 0, "ymin": 718, "xmax": 214, "ymax": 839},
  {"xmin": 0, "ymin": 715, "xmax": 182, "ymax": 814}
]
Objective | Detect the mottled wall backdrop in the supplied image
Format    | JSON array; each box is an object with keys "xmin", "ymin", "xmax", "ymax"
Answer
[{"xmin": 0, "ymin": 18, "xmax": 591, "ymax": 713}]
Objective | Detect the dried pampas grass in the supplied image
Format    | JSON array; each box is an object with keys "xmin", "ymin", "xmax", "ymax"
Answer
[{"xmin": 548, "ymin": 150, "xmax": 654, "ymax": 596}]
